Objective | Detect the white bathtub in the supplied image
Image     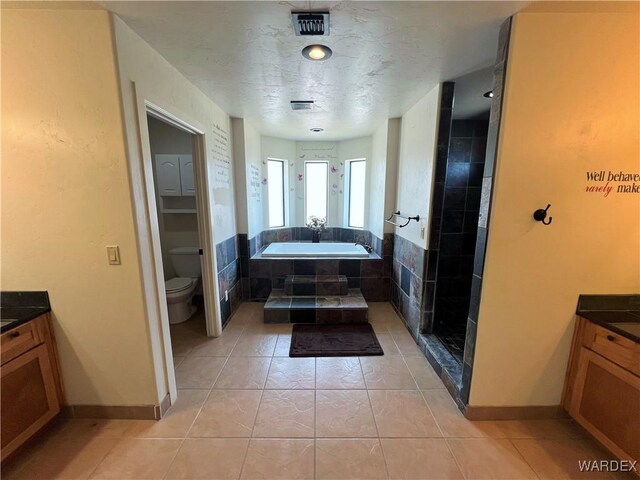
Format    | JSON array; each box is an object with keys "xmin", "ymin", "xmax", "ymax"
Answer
[{"xmin": 261, "ymin": 242, "xmax": 370, "ymax": 258}]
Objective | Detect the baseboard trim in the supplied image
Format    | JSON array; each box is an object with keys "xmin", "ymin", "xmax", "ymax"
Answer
[
  {"xmin": 158, "ymin": 392, "xmax": 172, "ymax": 418},
  {"xmin": 464, "ymin": 405, "xmax": 569, "ymax": 420},
  {"xmin": 62, "ymin": 403, "xmax": 161, "ymax": 420}
]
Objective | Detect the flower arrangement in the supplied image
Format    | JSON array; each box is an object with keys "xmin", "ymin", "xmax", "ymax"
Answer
[{"xmin": 306, "ymin": 215, "xmax": 327, "ymax": 232}]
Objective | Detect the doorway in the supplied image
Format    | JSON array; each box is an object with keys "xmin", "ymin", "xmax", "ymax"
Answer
[{"xmin": 145, "ymin": 112, "xmax": 212, "ymax": 360}]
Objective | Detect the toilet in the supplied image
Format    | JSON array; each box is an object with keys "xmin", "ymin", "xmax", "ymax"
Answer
[{"xmin": 165, "ymin": 246, "xmax": 202, "ymax": 324}]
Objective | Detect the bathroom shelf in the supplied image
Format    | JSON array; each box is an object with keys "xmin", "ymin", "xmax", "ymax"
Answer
[{"xmin": 161, "ymin": 208, "xmax": 197, "ymax": 214}]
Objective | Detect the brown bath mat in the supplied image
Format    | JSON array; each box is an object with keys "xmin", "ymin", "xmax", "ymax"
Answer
[{"xmin": 290, "ymin": 323, "xmax": 384, "ymax": 357}]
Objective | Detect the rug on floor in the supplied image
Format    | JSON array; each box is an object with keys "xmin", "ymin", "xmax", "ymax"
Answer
[{"xmin": 289, "ymin": 323, "xmax": 384, "ymax": 357}]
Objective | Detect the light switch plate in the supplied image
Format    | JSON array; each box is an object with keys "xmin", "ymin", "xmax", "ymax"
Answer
[{"xmin": 106, "ymin": 246, "xmax": 121, "ymax": 265}]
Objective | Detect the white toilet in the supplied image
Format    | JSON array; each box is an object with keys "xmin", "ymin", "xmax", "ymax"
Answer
[{"xmin": 165, "ymin": 246, "xmax": 202, "ymax": 324}]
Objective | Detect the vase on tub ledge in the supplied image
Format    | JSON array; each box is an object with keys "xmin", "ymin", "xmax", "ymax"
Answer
[{"xmin": 306, "ymin": 215, "xmax": 327, "ymax": 244}]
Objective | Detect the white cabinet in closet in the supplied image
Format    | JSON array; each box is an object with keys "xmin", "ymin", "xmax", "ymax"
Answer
[
  {"xmin": 179, "ymin": 156, "xmax": 196, "ymax": 196},
  {"xmin": 155, "ymin": 154, "xmax": 197, "ymax": 214},
  {"xmin": 155, "ymin": 154, "xmax": 195, "ymax": 197}
]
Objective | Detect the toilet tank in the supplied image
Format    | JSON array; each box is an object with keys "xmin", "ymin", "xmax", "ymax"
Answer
[{"xmin": 169, "ymin": 247, "xmax": 202, "ymax": 277}]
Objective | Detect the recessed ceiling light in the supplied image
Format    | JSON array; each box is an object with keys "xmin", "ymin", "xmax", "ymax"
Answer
[
  {"xmin": 302, "ymin": 44, "xmax": 332, "ymax": 61},
  {"xmin": 483, "ymin": 91, "xmax": 494, "ymax": 98},
  {"xmin": 310, "ymin": 127, "xmax": 324, "ymax": 132}
]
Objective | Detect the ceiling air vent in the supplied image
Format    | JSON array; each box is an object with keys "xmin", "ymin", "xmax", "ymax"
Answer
[
  {"xmin": 290, "ymin": 100, "xmax": 315, "ymax": 111},
  {"xmin": 291, "ymin": 12, "xmax": 329, "ymax": 36}
]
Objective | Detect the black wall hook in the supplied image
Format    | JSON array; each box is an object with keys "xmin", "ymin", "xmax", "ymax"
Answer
[{"xmin": 533, "ymin": 204, "xmax": 553, "ymax": 225}]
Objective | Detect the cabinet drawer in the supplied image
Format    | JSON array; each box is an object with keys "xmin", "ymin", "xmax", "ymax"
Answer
[
  {"xmin": 1, "ymin": 322, "xmax": 41, "ymax": 365},
  {"xmin": 581, "ymin": 320, "xmax": 640, "ymax": 376}
]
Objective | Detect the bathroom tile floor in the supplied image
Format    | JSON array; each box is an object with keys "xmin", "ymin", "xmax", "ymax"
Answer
[{"xmin": 3, "ymin": 303, "xmax": 631, "ymax": 480}]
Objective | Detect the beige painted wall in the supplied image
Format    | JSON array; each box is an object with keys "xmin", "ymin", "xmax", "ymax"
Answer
[
  {"xmin": 470, "ymin": 4, "xmax": 640, "ymax": 407},
  {"xmin": 395, "ymin": 85, "xmax": 441, "ymax": 249},
  {"xmin": 370, "ymin": 121, "xmax": 390, "ymax": 238},
  {"xmin": 1, "ymin": 8, "xmax": 158, "ymax": 405},
  {"xmin": 113, "ymin": 15, "xmax": 239, "ymax": 395},
  {"xmin": 244, "ymin": 121, "xmax": 264, "ymax": 238},
  {"xmin": 370, "ymin": 119, "xmax": 400, "ymax": 238}
]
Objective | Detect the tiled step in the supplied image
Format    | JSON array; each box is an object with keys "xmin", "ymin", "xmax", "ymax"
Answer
[
  {"xmin": 264, "ymin": 289, "xmax": 368, "ymax": 324},
  {"xmin": 284, "ymin": 275, "xmax": 349, "ymax": 296}
]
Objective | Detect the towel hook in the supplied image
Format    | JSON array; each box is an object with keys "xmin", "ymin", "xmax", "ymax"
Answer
[{"xmin": 533, "ymin": 204, "xmax": 553, "ymax": 226}]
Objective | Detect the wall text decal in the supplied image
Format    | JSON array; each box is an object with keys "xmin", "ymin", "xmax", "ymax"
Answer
[{"xmin": 585, "ymin": 171, "xmax": 640, "ymax": 197}]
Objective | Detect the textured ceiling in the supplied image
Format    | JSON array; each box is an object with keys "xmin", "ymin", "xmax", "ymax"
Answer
[{"xmin": 104, "ymin": 1, "xmax": 528, "ymax": 140}]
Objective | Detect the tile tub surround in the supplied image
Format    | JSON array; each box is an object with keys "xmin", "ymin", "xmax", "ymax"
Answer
[
  {"xmin": 264, "ymin": 288, "xmax": 368, "ymax": 324},
  {"xmin": 3, "ymin": 302, "xmax": 621, "ymax": 480},
  {"xmin": 240, "ymin": 227, "xmax": 393, "ymax": 302},
  {"xmin": 247, "ymin": 227, "xmax": 387, "ymax": 258}
]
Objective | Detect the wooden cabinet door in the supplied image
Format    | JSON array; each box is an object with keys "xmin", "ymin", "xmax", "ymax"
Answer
[
  {"xmin": 569, "ymin": 347, "xmax": 640, "ymax": 462},
  {"xmin": 1, "ymin": 343, "xmax": 60, "ymax": 461},
  {"xmin": 155, "ymin": 155, "xmax": 181, "ymax": 196},
  {"xmin": 179, "ymin": 155, "xmax": 195, "ymax": 196}
]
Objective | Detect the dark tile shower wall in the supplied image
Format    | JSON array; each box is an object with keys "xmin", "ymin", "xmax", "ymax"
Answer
[
  {"xmin": 215, "ymin": 235, "xmax": 242, "ymax": 327},
  {"xmin": 423, "ymin": 82, "xmax": 455, "ymax": 334},
  {"xmin": 433, "ymin": 119, "xmax": 488, "ymax": 360},
  {"xmin": 241, "ymin": 227, "xmax": 392, "ymax": 302}
]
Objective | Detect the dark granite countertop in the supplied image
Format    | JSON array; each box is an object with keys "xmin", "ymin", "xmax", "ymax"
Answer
[
  {"xmin": 576, "ymin": 294, "xmax": 640, "ymax": 343},
  {"xmin": 0, "ymin": 291, "xmax": 51, "ymax": 333}
]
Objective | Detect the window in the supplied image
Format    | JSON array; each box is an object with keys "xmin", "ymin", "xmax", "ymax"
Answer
[
  {"xmin": 304, "ymin": 161, "xmax": 328, "ymax": 222},
  {"xmin": 346, "ymin": 159, "xmax": 366, "ymax": 228},
  {"xmin": 267, "ymin": 159, "xmax": 285, "ymax": 228}
]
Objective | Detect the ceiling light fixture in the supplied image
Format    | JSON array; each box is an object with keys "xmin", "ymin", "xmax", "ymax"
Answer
[
  {"xmin": 310, "ymin": 127, "xmax": 324, "ymax": 132},
  {"xmin": 483, "ymin": 90, "xmax": 494, "ymax": 98},
  {"xmin": 302, "ymin": 44, "xmax": 332, "ymax": 61}
]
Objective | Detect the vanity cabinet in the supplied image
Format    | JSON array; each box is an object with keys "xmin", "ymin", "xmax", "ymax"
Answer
[
  {"xmin": 563, "ymin": 316, "xmax": 640, "ymax": 463},
  {"xmin": 1, "ymin": 314, "xmax": 64, "ymax": 461},
  {"xmin": 155, "ymin": 154, "xmax": 195, "ymax": 197}
]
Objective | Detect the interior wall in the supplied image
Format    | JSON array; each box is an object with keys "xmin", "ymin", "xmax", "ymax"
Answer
[
  {"xmin": 231, "ymin": 118, "xmax": 249, "ymax": 235},
  {"xmin": 384, "ymin": 119, "xmax": 401, "ymax": 235},
  {"xmin": 395, "ymin": 85, "xmax": 442, "ymax": 249},
  {"xmin": 370, "ymin": 121, "xmax": 389, "ymax": 238},
  {"xmin": 243, "ymin": 121, "xmax": 264, "ymax": 238},
  {"xmin": 1, "ymin": 8, "xmax": 157, "ymax": 406},
  {"xmin": 470, "ymin": 4, "xmax": 640, "ymax": 407},
  {"xmin": 114, "ymin": 14, "xmax": 236, "ymax": 394},
  {"xmin": 147, "ymin": 116, "xmax": 198, "ymax": 280}
]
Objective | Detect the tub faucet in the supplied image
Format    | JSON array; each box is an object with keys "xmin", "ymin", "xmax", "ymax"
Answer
[{"xmin": 355, "ymin": 242, "xmax": 373, "ymax": 253}]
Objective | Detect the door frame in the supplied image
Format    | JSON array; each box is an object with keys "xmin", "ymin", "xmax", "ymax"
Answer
[{"xmin": 131, "ymin": 84, "xmax": 220, "ymax": 404}]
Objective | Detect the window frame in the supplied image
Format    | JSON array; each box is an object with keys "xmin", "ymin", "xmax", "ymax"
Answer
[
  {"xmin": 345, "ymin": 158, "xmax": 367, "ymax": 228},
  {"xmin": 304, "ymin": 160, "xmax": 329, "ymax": 223},
  {"xmin": 267, "ymin": 158, "xmax": 286, "ymax": 228}
]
